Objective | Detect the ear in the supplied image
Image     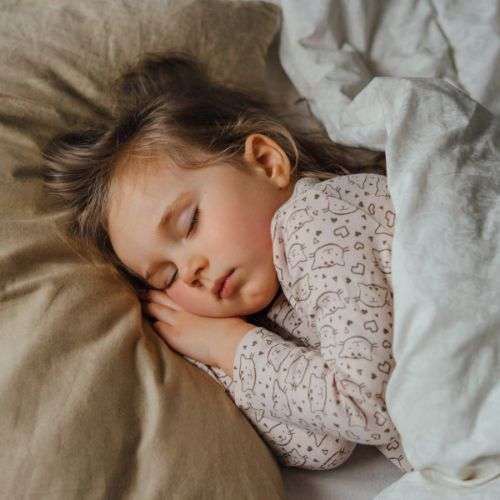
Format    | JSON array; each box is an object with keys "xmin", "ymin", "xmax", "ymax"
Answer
[{"xmin": 243, "ymin": 133, "xmax": 291, "ymax": 189}]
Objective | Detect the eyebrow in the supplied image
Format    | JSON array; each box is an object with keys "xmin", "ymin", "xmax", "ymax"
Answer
[{"xmin": 143, "ymin": 191, "xmax": 191, "ymax": 281}]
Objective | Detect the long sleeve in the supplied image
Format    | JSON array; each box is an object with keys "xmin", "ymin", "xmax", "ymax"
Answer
[
  {"xmin": 184, "ymin": 319, "xmax": 356, "ymax": 470},
  {"xmin": 185, "ymin": 286, "xmax": 360, "ymax": 470},
  {"xmin": 230, "ymin": 174, "xmax": 413, "ymax": 472}
]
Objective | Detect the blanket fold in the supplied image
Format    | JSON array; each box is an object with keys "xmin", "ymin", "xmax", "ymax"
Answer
[
  {"xmin": 281, "ymin": 15, "xmax": 500, "ymax": 499},
  {"xmin": 308, "ymin": 74, "xmax": 500, "ymax": 499},
  {"xmin": 276, "ymin": 1, "xmax": 500, "ymax": 497}
]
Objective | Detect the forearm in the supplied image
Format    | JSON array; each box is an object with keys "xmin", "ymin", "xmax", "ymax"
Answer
[
  {"xmin": 231, "ymin": 327, "xmax": 398, "ymax": 444},
  {"xmin": 214, "ymin": 320, "xmax": 256, "ymax": 377}
]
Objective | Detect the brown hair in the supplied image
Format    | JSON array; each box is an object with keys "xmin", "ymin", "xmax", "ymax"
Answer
[{"xmin": 42, "ymin": 51, "xmax": 386, "ymax": 306}]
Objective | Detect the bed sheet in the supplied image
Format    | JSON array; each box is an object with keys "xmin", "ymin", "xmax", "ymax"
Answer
[{"xmin": 282, "ymin": 445, "xmax": 403, "ymax": 500}]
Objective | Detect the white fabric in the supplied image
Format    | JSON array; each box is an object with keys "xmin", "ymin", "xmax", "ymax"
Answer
[
  {"xmin": 270, "ymin": 0, "xmax": 500, "ymax": 118},
  {"xmin": 268, "ymin": 1, "xmax": 500, "ymax": 498}
]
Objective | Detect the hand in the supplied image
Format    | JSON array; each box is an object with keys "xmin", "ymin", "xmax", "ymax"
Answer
[{"xmin": 140, "ymin": 290, "xmax": 255, "ymax": 374}]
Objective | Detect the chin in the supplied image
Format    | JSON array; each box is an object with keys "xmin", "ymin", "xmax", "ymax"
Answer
[
  {"xmin": 243, "ymin": 280, "xmax": 281, "ymax": 316},
  {"xmin": 200, "ymin": 295, "xmax": 276, "ymax": 319},
  {"xmin": 203, "ymin": 303, "xmax": 261, "ymax": 318}
]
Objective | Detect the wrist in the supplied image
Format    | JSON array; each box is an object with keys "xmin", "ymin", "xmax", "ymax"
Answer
[{"xmin": 216, "ymin": 320, "xmax": 255, "ymax": 377}]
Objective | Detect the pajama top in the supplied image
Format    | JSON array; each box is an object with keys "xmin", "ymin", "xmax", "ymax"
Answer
[{"xmin": 186, "ymin": 173, "xmax": 413, "ymax": 473}]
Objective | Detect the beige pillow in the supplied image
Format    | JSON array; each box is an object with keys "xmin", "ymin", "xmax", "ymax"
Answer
[{"xmin": 0, "ymin": 0, "xmax": 285, "ymax": 498}]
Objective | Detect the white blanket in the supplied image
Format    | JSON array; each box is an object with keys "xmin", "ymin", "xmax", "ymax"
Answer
[{"xmin": 273, "ymin": 1, "xmax": 500, "ymax": 498}]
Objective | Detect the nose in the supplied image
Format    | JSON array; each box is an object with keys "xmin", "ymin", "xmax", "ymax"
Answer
[{"xmin": 178, "ymin": 254, "xmax": 208, "ymax": 288}]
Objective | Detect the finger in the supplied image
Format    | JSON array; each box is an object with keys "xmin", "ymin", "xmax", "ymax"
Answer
[
  {"xmin": 148, "ymin": 290, "xmax": 183, "ymax": 311},
  {"xmin": 144, "ymin": 301, "xmax": 177, "ymax": 324},
  {"xmin": 152, "ymin": 321, "xmax": 179, "ymax": 349},
  {"xmin": 151, "ymin": 320, "xmax": 172, "ymax": 343},
  {"xmin": 139, "ymin": 299, "xmax": 150, "ymax": 316}
]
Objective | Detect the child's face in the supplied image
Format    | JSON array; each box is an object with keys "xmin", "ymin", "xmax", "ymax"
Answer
[{"xmin": 107, "ymin": 139, "xmax": 293, "ymax": 318}]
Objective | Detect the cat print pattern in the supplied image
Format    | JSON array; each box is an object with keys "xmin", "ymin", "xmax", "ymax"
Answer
[{"xmin": 184, "ymin": 174, "xmax": 413, "ymax": 473}]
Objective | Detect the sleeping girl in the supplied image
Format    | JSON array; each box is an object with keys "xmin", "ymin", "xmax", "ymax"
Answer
[{"xmin": 42, "ymin": 52, "xmax": 414, "ymax": 473}]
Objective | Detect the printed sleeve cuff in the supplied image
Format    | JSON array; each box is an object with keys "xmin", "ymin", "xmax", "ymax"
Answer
[
  {"xmin": 232, "ymin": 327, "xmax": 287, "ymax": 409},
  {"xmin": 231, "ymin": 326, "xmax": 263, "ymax": 384}
]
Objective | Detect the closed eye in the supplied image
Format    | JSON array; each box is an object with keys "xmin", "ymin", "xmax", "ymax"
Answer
[
  {"xmin": 187, "ymin": 207, "xmax": 200, "ymax": 238},
  {"xmin": 163, "ymin": 207, "xmax": 200, "ymax": 290}
]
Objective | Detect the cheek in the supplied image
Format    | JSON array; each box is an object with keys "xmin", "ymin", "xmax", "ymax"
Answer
[
  {"xmin": 248, "ymin": 217, "xmax": 275, "ymax": 261},
  {"xmin": 165, "ymin": 283, "xmax": 211, "ymax": 315},
  {"xmin": 165, "ymin": 284, "xmax": 192, "ymax": 308},
  {"xmin": 225, "ymin": 205, "xmax": 274, "ymax": 253}
]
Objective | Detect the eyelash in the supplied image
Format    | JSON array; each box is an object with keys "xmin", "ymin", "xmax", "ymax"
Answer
[
  {"xmin": 163, "ymin": 207, "xmax": 200, "ymax": 290},
  {"xmin": 188, "ymin": 207, "xmax": 200, "ymax": 238}
]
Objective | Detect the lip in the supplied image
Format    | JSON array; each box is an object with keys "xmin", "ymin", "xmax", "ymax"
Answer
[{"xmin": 212, "ymin": 269, "xmax": 235, "ymax": 299}]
